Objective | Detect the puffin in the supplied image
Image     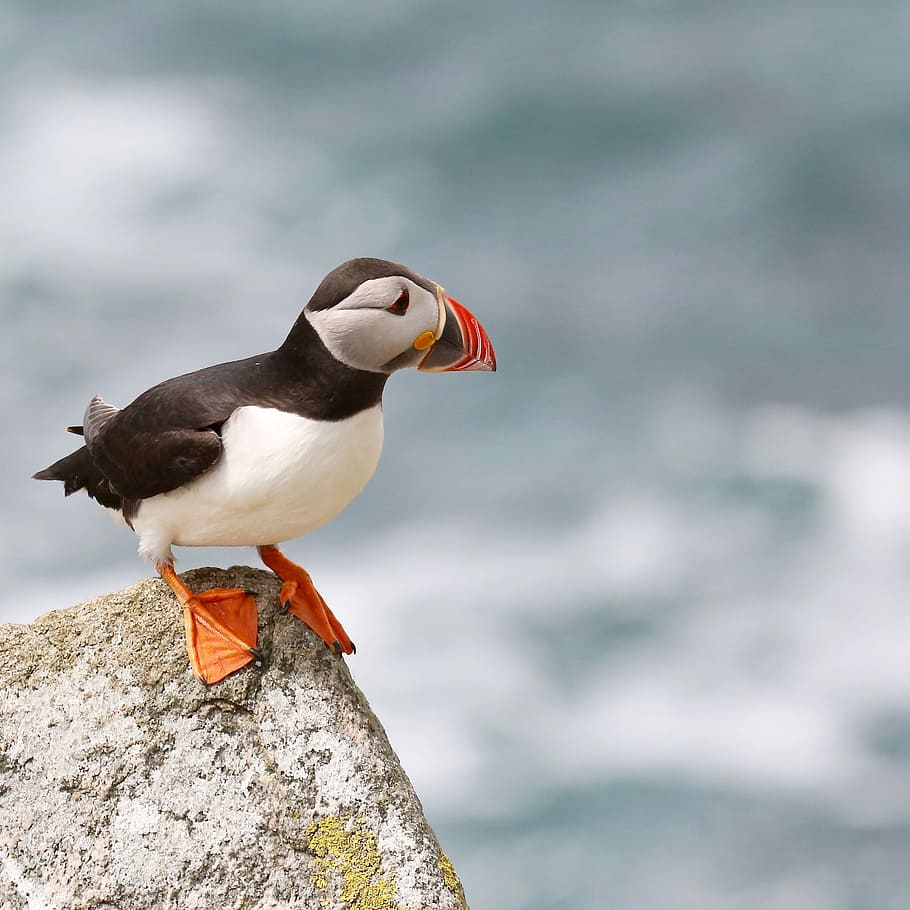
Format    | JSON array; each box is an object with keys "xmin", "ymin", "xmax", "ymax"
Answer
[{"xmin": 34, "ymin": 257, "xmax": 496, "ymax": 684}]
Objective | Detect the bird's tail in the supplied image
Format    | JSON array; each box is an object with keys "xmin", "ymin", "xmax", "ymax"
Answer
[
  {"xmin": 33, "ymin": 446, "xmax": 93, "ymax": 494},
  {"xmin": 33, "ymin": 446, "xmax": 121, "ymax": 508}
]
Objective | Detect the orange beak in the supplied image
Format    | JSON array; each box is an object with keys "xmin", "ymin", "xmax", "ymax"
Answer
[{"xmin": 418, "ymin": 296, "xmax": 497, "ymax": 373}]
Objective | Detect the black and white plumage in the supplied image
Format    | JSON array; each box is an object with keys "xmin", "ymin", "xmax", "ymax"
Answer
[{"xmin": 34, "ymin": 257, "xmax": 496, "ymax": 683}]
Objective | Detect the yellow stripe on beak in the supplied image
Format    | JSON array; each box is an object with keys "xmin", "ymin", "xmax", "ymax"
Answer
[
  {"xmin": 433, "ymin": 285, "xmax": 447, "ymax": 339},
  {"xmin": 413, "ymin": 285, "xmax": 449, "ymax": 351}
]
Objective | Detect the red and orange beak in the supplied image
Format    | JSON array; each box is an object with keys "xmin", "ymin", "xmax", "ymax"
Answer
[{"xmin": 418, "ymin": 294, "xmax": 497, "ymax": 373}]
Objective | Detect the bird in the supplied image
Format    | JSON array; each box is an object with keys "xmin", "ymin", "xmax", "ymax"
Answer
[{"xmin": 34, "ymin": 257, "xmax": 496, "ymax": 684}]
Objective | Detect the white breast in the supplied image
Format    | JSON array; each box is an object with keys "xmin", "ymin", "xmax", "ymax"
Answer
[{"xmin": 132, "ymin": 405, "xmax": 384, "ymax": 563}]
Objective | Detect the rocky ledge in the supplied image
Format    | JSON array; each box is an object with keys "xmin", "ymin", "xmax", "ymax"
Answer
[{"xmin": 0, "ymin": 566, "xmax": 468, "ymax": 910}]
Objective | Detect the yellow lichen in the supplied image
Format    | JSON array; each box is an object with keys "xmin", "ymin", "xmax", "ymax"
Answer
[
  {"xmin": 438, "ymin": 851, "xmax": 468, "ymax": 910},
  {"xmin": 305, "ymin": 814, "xmax": 469, "ymax": 910},
  {"xmin": 305, "ymin": 815, "xmax": 399, "ymax": 910}
]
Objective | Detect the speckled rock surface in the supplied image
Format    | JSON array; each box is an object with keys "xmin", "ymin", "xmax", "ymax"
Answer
[{"xmin": 0, "ymin": 566, "xmax": 468, "ymax": 910}]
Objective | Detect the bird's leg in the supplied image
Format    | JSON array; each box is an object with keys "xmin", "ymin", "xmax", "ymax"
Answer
[
  {"xmin": 157, "ymin": 562, "xmax": 261, "ymax": 684},
  {"xmin": 257, "ymin": 545, "xmax": 355, "ymax": 655}
]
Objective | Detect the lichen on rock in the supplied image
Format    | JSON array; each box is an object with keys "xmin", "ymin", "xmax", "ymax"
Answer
[
  {"xmin": 306, "ymin": 815, "xmax": 398, "ymax": 908},
  {"xmin": 437, "ymin": 853, "xmax": 468, "ymax": 910},
  {"xmin": 0, "ymin": 567, "xmax": 468, "ymax": 910}
]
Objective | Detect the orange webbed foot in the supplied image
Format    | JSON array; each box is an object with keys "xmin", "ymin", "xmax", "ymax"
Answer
[
  {"xmin": 158, "ymin": 564, "xmax": 261, "ymax": 684},
  {"xmin": 182, "ymin": 588, "xmax": 261, "ymax": 684},
  {"xmin": 258, "ymin": 545, "xmax": 355, "ymax": 656}
]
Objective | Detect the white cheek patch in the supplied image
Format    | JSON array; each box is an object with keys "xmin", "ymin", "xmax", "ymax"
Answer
[
  {"xmin": 305, "ymin": 280, "xmax": 440, "ymax": 373},
  {"xmin": 307, "ymin": 308, "xmax": 403, "ymax": 371}
]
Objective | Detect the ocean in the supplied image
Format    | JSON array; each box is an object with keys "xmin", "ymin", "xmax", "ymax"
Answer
[{"xmin": 3, "ymin": 1, "xmax": 910, "ymax": 907}]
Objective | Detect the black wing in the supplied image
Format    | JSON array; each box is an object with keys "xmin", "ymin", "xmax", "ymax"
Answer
[
  {"xmin": 82, "ymin": 352, "xmax": 312, "ymax": 500},
  {"xmin": 83, "ymin": 399, "xmax": 224, "ymax": 501},
  {"xmin": 36, "ymin": 356, "xmax": 273, "ymax": 504},
  {"xmin": 77, "ymin": 359, "xmax": 269, "ymax": 501},
  {"xmin": 33, "ymin": 412, "xmax": 223, "ymax": 512}
]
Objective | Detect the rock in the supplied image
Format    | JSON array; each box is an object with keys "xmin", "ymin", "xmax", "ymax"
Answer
[{"xmin": 0, "ymin": 566, "xmax": 469, "ymax": 910}]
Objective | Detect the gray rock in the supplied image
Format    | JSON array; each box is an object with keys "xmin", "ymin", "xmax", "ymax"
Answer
[{"xmin": 0, "ymin": 566, "xmax": 469, "ymax": 910}]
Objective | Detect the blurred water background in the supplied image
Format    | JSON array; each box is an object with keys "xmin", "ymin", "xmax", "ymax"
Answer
[{"xmin": 4, "ymin": 2, "xmax": 910, "ymax": 907}]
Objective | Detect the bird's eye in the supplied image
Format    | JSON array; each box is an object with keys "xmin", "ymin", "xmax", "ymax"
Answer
[{"xmin": 387, "ymin": 288, "xmax": 409, "ymax": 315}]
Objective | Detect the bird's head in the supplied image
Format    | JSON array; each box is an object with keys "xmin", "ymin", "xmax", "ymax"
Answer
[{"xmin": 297, "ymin": 258, "xmax": 496, "ymax": 375}]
